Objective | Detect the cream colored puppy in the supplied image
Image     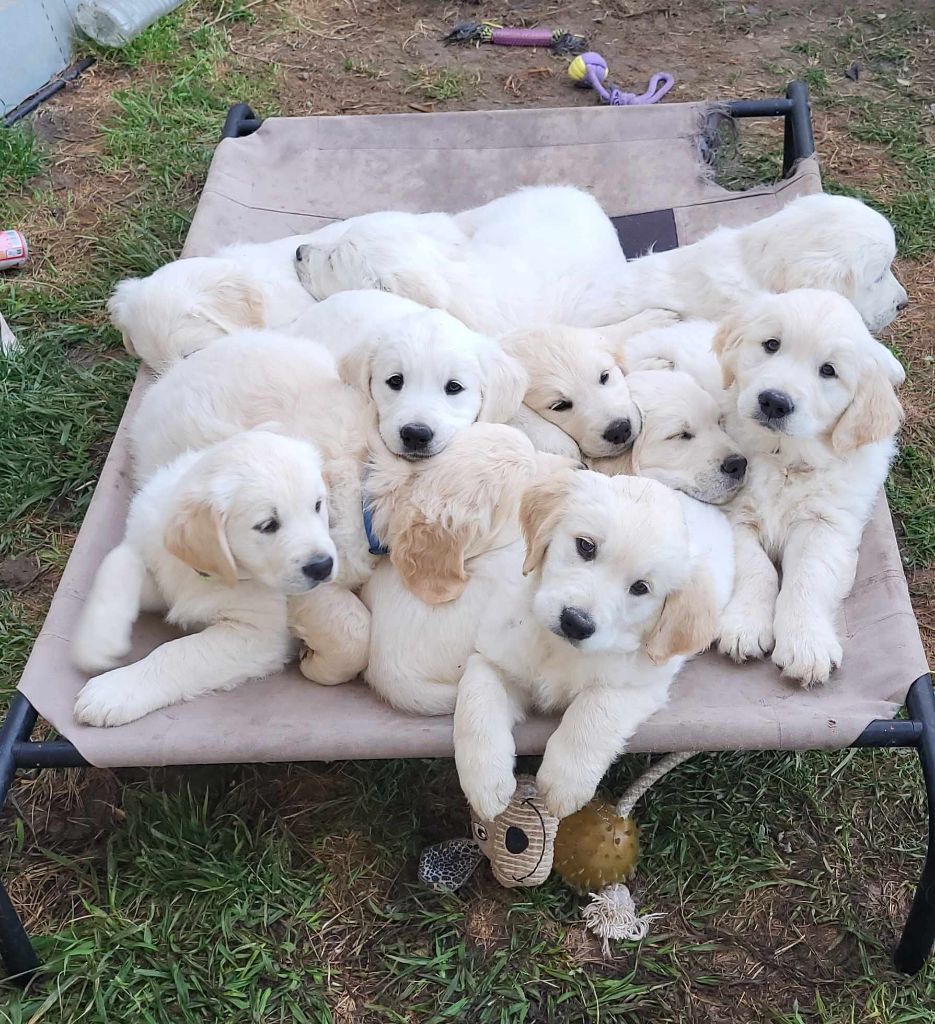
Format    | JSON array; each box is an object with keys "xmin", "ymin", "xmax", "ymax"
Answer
[
  {"xmin": 130, "ymin": 332, "xmax": 375, "ymax": 686},
  {"xmin": 361, "ymin": 424, "xmax": 575, "ymax": 715},
  {"xmin": 500, "ymin": 312, "xmax": 677, "ymax": 459},
  {"xmin": 714, "ymin": 289, "xmax": 903, "ymax": 686},
  {"xmin": 454, "ymin": 471, "xmax": 733, "ymax": 820},
  {"xmin": 592, "ymin": 369, "xmax": 747, "ymax": 505},
  {"xmin": 73, "ymin": 431, "xmax": 337, "ymax": 726}
]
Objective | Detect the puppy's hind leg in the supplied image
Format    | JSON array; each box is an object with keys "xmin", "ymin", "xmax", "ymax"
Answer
[{"xmin": 72, "ymin": 543, "xmax": 149, "ymax": 673}]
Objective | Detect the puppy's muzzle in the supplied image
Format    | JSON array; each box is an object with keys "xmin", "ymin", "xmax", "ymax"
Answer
[
  {"xmin": 602, "ymin": 418, "xmax": 632, "ymax": 447},
  {"xmin": 558, "ymin": 606, "xmax": 596, "ymax": 643},
  {"xmin": 756, "ymin": 389, "xmax": 794, "ymax": 429},
  {"xmin": 302, "ymin": 555, "xmax": 334, "ymax": 583}
]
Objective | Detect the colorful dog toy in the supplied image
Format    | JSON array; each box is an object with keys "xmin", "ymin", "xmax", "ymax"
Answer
[
  {"xmin": 568, "ymin": 52, "xmax": 674, "ymax": 106},
  {"xmin": 420, "ymin": 753, "xmax": 694, "ymax": 950},
  {"xmin": 444, "ymin": 23, "xmax": 587, "ymax": 56}
]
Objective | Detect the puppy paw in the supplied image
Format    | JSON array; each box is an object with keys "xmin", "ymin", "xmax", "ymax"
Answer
[
  {"xmin": 625, "ymin": 308, "xmax": 681, "ymax": 333},
  {"xmin": 771, "ymin": 620, "xmax": 842, "ymax": 688},
  {"xmin": 298, "ymin": 645, "xmax": 358, "ymax": 686},
  {"xmin": 74, "ymin": 667, "xmax": 157, "ymax": 727},
  {"xmin": 72, "ymin": 624, "xmax": 132, "ymax": 675},
  {"xmin": 458, "ymin": 751, "xmax": 517, "ymax": 821},
  {"xmin": 717, "ymin": 605, "xmax": 775, "ymax": 662},
  {"xmin": 536, "ymin": 763, "xmax": 597, "ymax": 820}
]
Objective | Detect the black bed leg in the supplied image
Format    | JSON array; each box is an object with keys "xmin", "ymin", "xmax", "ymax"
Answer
[
  {"xmin": 895, "ymin": 675, "xmax": 935, "ymax": 975},
  {"xmin": 0, "ymin": 693, "xmax": 40, "ymax": 985}
]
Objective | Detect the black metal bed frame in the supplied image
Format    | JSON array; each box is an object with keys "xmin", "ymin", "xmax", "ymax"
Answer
[{"xmin": 2, "ymin": 81, "xmax": 932, "ymax": 987}]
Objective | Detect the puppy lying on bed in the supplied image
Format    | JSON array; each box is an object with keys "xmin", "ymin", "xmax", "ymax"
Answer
[
  {"xmin": 454, "ymin": 471, "xmax": 733, "ymax": 820},
  {"xmin": 73, "ymin": 431, "xmax": 336, "ymax": 726},
  {"xmin": 295, "ymin": 185, "xmax": 628, "ymax": 335},
  {"xmin": 714, "ymin": 289, "xmax": 903, "ymax": 686},
  {"xmin": 108, "ymin": 212, "xmax": 463, "ymax": 371}
]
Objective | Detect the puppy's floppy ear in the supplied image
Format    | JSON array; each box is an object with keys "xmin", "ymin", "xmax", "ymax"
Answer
[
  {"xmin": 519, "ymin": 468, "xmax": 576, "ymax": 575},
  {"xmin": 195, "ymin": 270, "xmax": 266, "ymax": 333},
  {"xmin": 391, "ymin": 517, "xmax": 468, "ymax": 604},
  {"xmin": 479, "ymin": 343, "xmax": 529, "ymax": 423},
  {"xmin": 831, "ymin": 367, "xmax": 903, "ymax": 454},
  {"xmin": 644, "ymin": 566, "xmax": 718, "ymax": 665},
  {"xmin": 337, "ymin": 341, "xmax": 374, "ymax": 396},
  {"xmin": 711, "ymin": 313, "xmax": 746, "ymax": 388},
  {"xmin": 164, "ymin": 494, "xmax": 238, "ymax": 586}
]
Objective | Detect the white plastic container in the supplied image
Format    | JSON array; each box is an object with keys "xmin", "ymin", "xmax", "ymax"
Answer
[
  {"xmin": 0, "ymin": 230, "xmax": 28, "ymax": 271},
  {"xmin": 75, "ymin": 0, "xmax": 186, "ymax": 47}
]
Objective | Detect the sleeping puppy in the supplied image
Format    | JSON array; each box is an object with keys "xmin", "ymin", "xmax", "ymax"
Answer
[
  {"xmin": 500, "ymin": 312, "xmax": 679, "ymax": 459},
  {"xmin": 109, "ymin": 212, "xmax": 461, "ymax": 371},
  {"xmin": 73, "ymin": 431, "xmax": 337, "ymax": 726},
  {"xmin": 361, "ymin": 424, "xmax": 576, "ymax": 715},
  {"xmin": 338, "ymin": 307, "xmax": 527, "ymax": 460},
  {"xmin": 591, "ymin": 369, "xmax": 747, "ymax": 505},
  {"xmin": 598, "ymin": 194, "xmax": 908, "ymax": 382},
  {"xmin": 714, "ymin": 289, "xmax": 903, "ymax": 686},
  {"xmin": 454, "ymin": 471, "xmax": 733, "ymax": 820},
  {"xmin": 294, "ymin": 185, "xmax": 628, "ymax": 335}
]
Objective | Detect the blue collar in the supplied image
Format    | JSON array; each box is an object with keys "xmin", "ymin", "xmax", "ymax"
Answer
[{"xmin": 362, "ymin": 500, "xmax": 389, "ymax": 556}]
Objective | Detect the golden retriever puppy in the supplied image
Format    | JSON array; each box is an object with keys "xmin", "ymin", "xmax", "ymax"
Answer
[
  {"xmin": 361, "ymin": 424, "xmax": 575, "ymax": 715},
  {"xmin": 73, "ymin": 431, "xmax": 337, "ymax": 726},
  {"xmin": 591, "ymin": 369, "xmax": 747, "ymax": 505},
  {"xmin": 714, "ymin": 289, "xmax": 903, "ymax": 686},
  {"xmin": 500, "ymin": 312, "xmax": 678, "ymax": 459},
  {"xmin": 454, "ymin": 471, "xmax": 733, "ymax": 820}
]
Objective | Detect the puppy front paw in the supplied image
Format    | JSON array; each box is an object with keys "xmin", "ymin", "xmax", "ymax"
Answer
[
  {"xmin": 74, "ymin": 666, "xmax": 157, "ymax": 727},
  {"xmin": 771, "ymin": 618, "xmax": 842, "ymax": 688},
  {"xmin": 458, "ymin": 748, "xmax": 517, "ymax": 821},
  {"xmin": 626, "ymin": 308, "xmax": 681, "ymax": 333},
  {"xmin": 536, "ymin": 761, "xmax": 598, "ymax": 820},
  {"xmin": 717, "ymin": 602, "xmax": 775, "ymax": 662}
]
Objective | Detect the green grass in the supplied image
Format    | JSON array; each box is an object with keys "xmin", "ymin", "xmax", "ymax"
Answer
[
  {"xmin": 0, "ymin": 2, "xmax": 933, "ymax": 1020},
  {"xmin": 0, "ymin": 125, "xmax": 44, "ymax": 187}
]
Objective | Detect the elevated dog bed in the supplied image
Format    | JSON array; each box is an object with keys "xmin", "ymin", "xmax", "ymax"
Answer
[{"xmin": 2, "ymin": 83, "xmax": 932, "ymax": 982}]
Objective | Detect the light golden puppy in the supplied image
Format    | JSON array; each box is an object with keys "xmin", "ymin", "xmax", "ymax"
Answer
[
  {"xmin": 73, "ymin": 431, "xmax": 337, "ymax": 726},
  {"xmin": 591, "ymin": 369, "xmax": 747, "ymax": 505},
  {"xmin": 715, "ymin": 289, "xmax": 903, "ymax": 686},
  {"xmin": 454, "ymin": 471, "xmax": 734, "ymax": 820}
]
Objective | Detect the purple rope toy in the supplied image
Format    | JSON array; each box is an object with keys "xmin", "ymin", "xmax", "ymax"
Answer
[{"xmin": 569, "ymin": 52, "xmax": 674, "ymax": 106}]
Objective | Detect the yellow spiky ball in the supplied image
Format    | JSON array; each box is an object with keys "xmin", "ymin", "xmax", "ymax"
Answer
[{"xmin": 553, "ymin": 799, "xmax": 639, "ymax": 894}]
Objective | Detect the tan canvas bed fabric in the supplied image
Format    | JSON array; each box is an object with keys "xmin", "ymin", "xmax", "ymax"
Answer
[{"xmin": 17, "ymin": 104, "xmax": 929, "ymax": 768}]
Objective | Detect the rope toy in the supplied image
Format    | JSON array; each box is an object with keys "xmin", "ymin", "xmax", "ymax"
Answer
[
  {"xmin": 419, "ymin": 753, "xmax": 695, "ymax": 951},
  {"xmin": 444, "ymin": 23, "xmax": 587, "ymax": 56},
  {"xmin": 568, "ymin": 52, "xmax": 674, "ymax": 106}
]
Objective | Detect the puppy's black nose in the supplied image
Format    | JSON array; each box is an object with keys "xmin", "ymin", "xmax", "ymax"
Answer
[
  {"xmin": 602, "ymin": 418, "xmax": 632, "ymax": 446},
  {"xmin": 758, "ymin": 389, "xmax": 795, "ymax": 419},
  {"xmin": 302, "ymin": 555, "xmax": 334, "ymax": 582},
  {"xmin": 897, "ymin": 299, "xmax": 909, "ymax": 311},
  {"xmin": 295, "ymin": 246, "xmax": 305, "ymax": 262},
  {"xmin": 720, "ymin": 454, "xmax": 748, "ymax": 480},
  {"xmin": 559, "ymin": 606, "xmax": 596, "ymax": 642},
  {"xmin": 400, "ymin": 422, "xmax": 434, "ymax": 450}
]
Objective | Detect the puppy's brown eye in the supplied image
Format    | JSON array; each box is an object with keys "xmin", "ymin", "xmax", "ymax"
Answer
[
  {"xmin": 550, "ymin": 399, "xmax": 573, "ymax": 412},
  {"xmin": 254, "ymin": 517, "xmax": 280, "ymax": 535},
  {"xmin": 444, "ymin": 380, "xmax": 464, "ymax": 395},
  {"xmin": 386, "ymin": 374, "xmax": 404, "ymax": 391},
  {"xmin": 576, "ymin": 537, "xmax": 596, "ymax": 561},
  {"xmin": 819, "ymin": 363, "xmax": 837, "ymax": 378},
  {"xmin": 762, "ymin": 338, "xmax": 781, "ymax": 354},
  {"xmin": 599, "ymin": 370, "xmax": 610, "ymax": 385},
  {"xmin": 629, "ymin": 580, "xmax": 650, "ymax": 596},
  {"xmin": 315, "ymin": 500, "xmax": 322, "ymax": 513}
]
